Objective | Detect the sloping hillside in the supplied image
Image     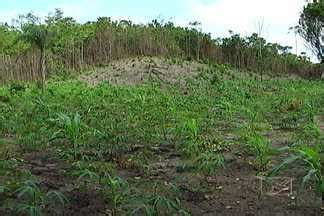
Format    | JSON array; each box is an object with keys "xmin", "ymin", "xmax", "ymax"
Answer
[{"xmin": 0, "ymin": 60, "xmax": 324, "ymax": 215}]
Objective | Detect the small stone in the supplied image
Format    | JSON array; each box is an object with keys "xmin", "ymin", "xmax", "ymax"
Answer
[
  {"xmin": 204, "ymin": 195, "xmax": 212, "ymax": 200},
  {"xmin": 290, "ymin": 196, "xmax": 295, "ymax": 200},
  {"xmin": 225, "ymin": 205, "xmax": 232, "ymax": 209},
  {"xmin": 236, "ymin": 201, "xmax": 240, "ymax": 204},
  {"xmin": 216, "ymin": 186, "xmax": 223, "ymax": 190},
  {"xmin": 236, "ymin": 178, "xmax": 240, "ymax": 181},
  {"xmin": 134, "ymin": 176, "xmax": 141, "ymax": 180}
]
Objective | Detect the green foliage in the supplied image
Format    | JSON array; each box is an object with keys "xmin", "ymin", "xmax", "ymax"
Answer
[
  {"xmin": 102, "ymin": 175, "xmax": 129, "ymax": 215},
  {"xmin": 1, "ymin": 178, "xmax": 68, "ymax": 216},
  {"xmin": 246, "ymin": 133, "xmax": 273, "ymax": 172},
  {"xmin": 297, "ymin": 0, "xmax": 324, "ymax": 62},
  {"xmin": 195, "ymin": 152, "xmax": 225, "ymax": 175},
  {"xmin": 179, "ymin": 118, "xmax": 200, "ymax": 157},
  {"xmin": 1, "ymin": 61, "xmax": 324, "ymax": 213},
  {"xmin": 52, "ymin": 112, "xmax": 83, "ymax": 160},
  {"xmin": 297, "ymin": 122, "xmax": 321, "ymax": 144},
  {"xmin": 269, "ymin": 145, "xmax": 324, "ymax": 199},
  {"xmin": 129, "ymin": 188, "xmax": 188, "ymax": 216},
  {"xmin": 0, "ymin": 9, "xmax": 317, "ymax": 84}
]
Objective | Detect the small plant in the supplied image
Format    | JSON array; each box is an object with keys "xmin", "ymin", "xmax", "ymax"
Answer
[
  {"xmin": 13, "ymin": 179, "xmax": 68, "ymax": 216},
  {"xmin": 52, "ymin": 112, "xmax": 83, "ymax": 160},
  {"xmin": 195, "ymin": 152, "xmax": 225, "ymax": 175},
  {"xmin": 185, "ymin": 118, "xmax": 199, "ymax": 141},
  {"xmin": 297, "ymin": 122, "xmax": 321, "ymax": 144},
  {"xmin": 102, "ymin": 175, "xmax": 129, "ymax": 216},
  {"xmin": 129, "ymin": 190, "xmax": 188, "ymax": 216},
  {"xmin": 179, "ymin": 118, "xmax": 200, "ymax": 157},
  {"xmin": 246, "ymin": 133, "xmax": 273, "ymax": 172},
  {"xmin": 269, "ymin": 145, "xmax": 324, "ymax": 207}
]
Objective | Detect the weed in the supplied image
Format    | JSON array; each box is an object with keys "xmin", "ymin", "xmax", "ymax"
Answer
[
  {"xmin": 195, "ymin": 152, "xmax": 225, "ymax": 175},
  {"xmin": 246, "ymin": 133, "xmax": 273, "ymax": 172},
  {"xmin": 269, "ymin": 145, "xmax": 324, "ymax": 206}
]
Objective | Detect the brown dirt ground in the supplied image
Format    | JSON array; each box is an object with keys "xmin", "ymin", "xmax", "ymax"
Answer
[
  {"xmin": 79, "ymin": 57, "xmax": 206, "ymax": 86},
  {"xmin": 14, "ymin": 130, "xmax": 322, "ymax": 216}
]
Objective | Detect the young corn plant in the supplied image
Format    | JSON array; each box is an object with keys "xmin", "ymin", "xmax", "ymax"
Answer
[
  {"xmin": 14, "ymin": 179, "xmax": 68, "ymax": 216},
  {"xmin": 53, "ymin": 112, "xmax": 83, "ymax": 160},
  {"xmin": 102, "ymin": 175, "xmax": 129, "ymax": 216},
  {"xmin": 246, "ymin": 133, "xmax": 273, "ymax": 172},
  {"xmin": 179, "ymin": 118, "xmax": 200, "ymax": 157},
  {"xmin": 269, "ymin": 145, "xmax": 324, "ymax": 207},
  {"xmin": 129, "ymin": 192, "xmax": 188, "ymax": 216},
  {"xmin": 195, "ymin": 152, "xmax": 225, "ymax": 175}
]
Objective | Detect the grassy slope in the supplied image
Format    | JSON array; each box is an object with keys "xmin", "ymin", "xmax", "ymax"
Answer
[{"xmin": 1, "ymin": 61, "xmax": 324, "ymax": 215}]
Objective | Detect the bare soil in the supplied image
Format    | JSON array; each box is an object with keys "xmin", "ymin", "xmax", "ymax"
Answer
[
  {"xmin": 16, "ymin": 131, "xmax": 322, "ymax": 216},
  {"xmin": 79, "ymin": 57, "xmax": 206, "ymax": 86}
]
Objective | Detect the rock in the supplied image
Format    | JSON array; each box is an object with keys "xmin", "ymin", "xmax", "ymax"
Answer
[
  {"xmin": 204, "ymin": 194, "xmax": 212, "ymax": 200},
  {"xmin": 216, "ymin": 186, "xmax": 223, "ymax": 190}
]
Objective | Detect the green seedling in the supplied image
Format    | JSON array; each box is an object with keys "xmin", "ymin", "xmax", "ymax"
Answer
[
  {"xmin": 52, "ymin": 112, "xmax": 83, "ymax": 160},
  {"xmin": 195, "ymin": 152, "xmax": 225, "ymax": 175},
  {"xmin": 102, "ymin": 175, "xmax": 128, "ymax": 216},
  {"xmin": 269, "ymin": 145, "xmax": 324, "ymax": 207},
  {"xmin": 14, "ymin": 179, "xmax": 68, "ymax": 216},
  {"xmin": 246, "ymin": 133, "xmax": 273, "ymax": 172}
]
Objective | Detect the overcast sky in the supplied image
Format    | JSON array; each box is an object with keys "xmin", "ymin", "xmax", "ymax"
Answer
[{"xmin": 0, "ymin": 0, "xmax": 313, "ymax": 60}]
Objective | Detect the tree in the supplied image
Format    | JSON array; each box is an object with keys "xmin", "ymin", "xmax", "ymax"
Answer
[
  {"xmin": 297, "ymin": 0, "xmax": 324, "ymax": 62},
  {"xmin": 18, "ymin": 13, "xmax": 51, "ymax": 88},
  {"xmin": 189, "ymin": 21, "xmax": 202, "ymax": 61}
]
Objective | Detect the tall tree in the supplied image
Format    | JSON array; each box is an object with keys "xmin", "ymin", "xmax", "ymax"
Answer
[
  {"xmin": 18, "ymin": 13, "xmax": 51, "ymax": 88},
  {"xmin": 298, "ymin": 0, "xmax": 324, "ymax": 62}
]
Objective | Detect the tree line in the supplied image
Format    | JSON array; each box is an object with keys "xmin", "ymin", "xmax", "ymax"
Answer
[{"xmin": 0, "ymin": 8, "xmax": 320, "ymax": 84}]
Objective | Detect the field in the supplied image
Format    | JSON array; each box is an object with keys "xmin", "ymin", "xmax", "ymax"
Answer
[{"xmin": 1, "ymin": 57, "xmax": 324, "ymax": 216}]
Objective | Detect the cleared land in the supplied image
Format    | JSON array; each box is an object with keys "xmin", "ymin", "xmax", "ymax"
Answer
[{"xmin": 0, "ymin": 58, "xmax": 324, "ymax": 215}]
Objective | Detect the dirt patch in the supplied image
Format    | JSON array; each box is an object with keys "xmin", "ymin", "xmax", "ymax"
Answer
[
  {"xmin": 315, "ymin": 115, "xmax": 324, "ymax": 132},
  {"xmin": 79, "ymin": 57, "xmax": 206, "ymax": 86},
  {"xmin": 5, "ymin": 130, "xmax": 322, "ymax": 216},
  {"xmin": 114, "ymin": 140, "xmax": 322, "ymax": 216},
  {"xmin": 22, "ymin": 151, "xmax": 107, "ymax": 216},
  {"xmin": 62, "ymin": 190, "xmax": 106, "ymax": 216},
  {"xmin": 23, "ymin": 151, "xmax": 72, "ymax": 190}
]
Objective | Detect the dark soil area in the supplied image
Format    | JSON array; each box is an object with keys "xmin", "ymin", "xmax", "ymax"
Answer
[{"xmin": 15, "ymin": 133, "xmax": 322, "ymax": 216}]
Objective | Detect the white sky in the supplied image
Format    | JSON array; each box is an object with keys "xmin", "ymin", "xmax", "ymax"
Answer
[{"xmin": 182, "ymin": 0, "xmax": 312, "ymax": 60}]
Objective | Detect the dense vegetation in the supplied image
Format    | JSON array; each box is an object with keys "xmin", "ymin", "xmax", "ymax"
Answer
[
  {"xmin": 0, "ymin": 9, "xmax": 320, "ymax": 84},
  {"xmin": 297, "ymin": 0, "xmax": 324, "ymax": 63},
  {"xmin": 1, "ymin": 2, "xmax": 324, "ymax": 215},
  {"xmin": 1, "ymin": 60, "xmax": 324, "ymax": 215}
]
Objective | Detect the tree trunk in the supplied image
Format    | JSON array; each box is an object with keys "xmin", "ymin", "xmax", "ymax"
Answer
[{"xmin": 40, "ymin": 48, "xmax": 46, "ymax": 90}]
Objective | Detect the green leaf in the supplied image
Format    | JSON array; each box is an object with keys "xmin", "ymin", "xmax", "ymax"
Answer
[
  {"xmin": 45, "ymin": 190, "xmax": 68, "ymax": 206},
  {"xmin": 301, "ymin": 169, "xmax": 316, "ymax": 191},
  {"xmin": 268, "ymin": 154, "xmax": 300, "ymax": 177}
]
